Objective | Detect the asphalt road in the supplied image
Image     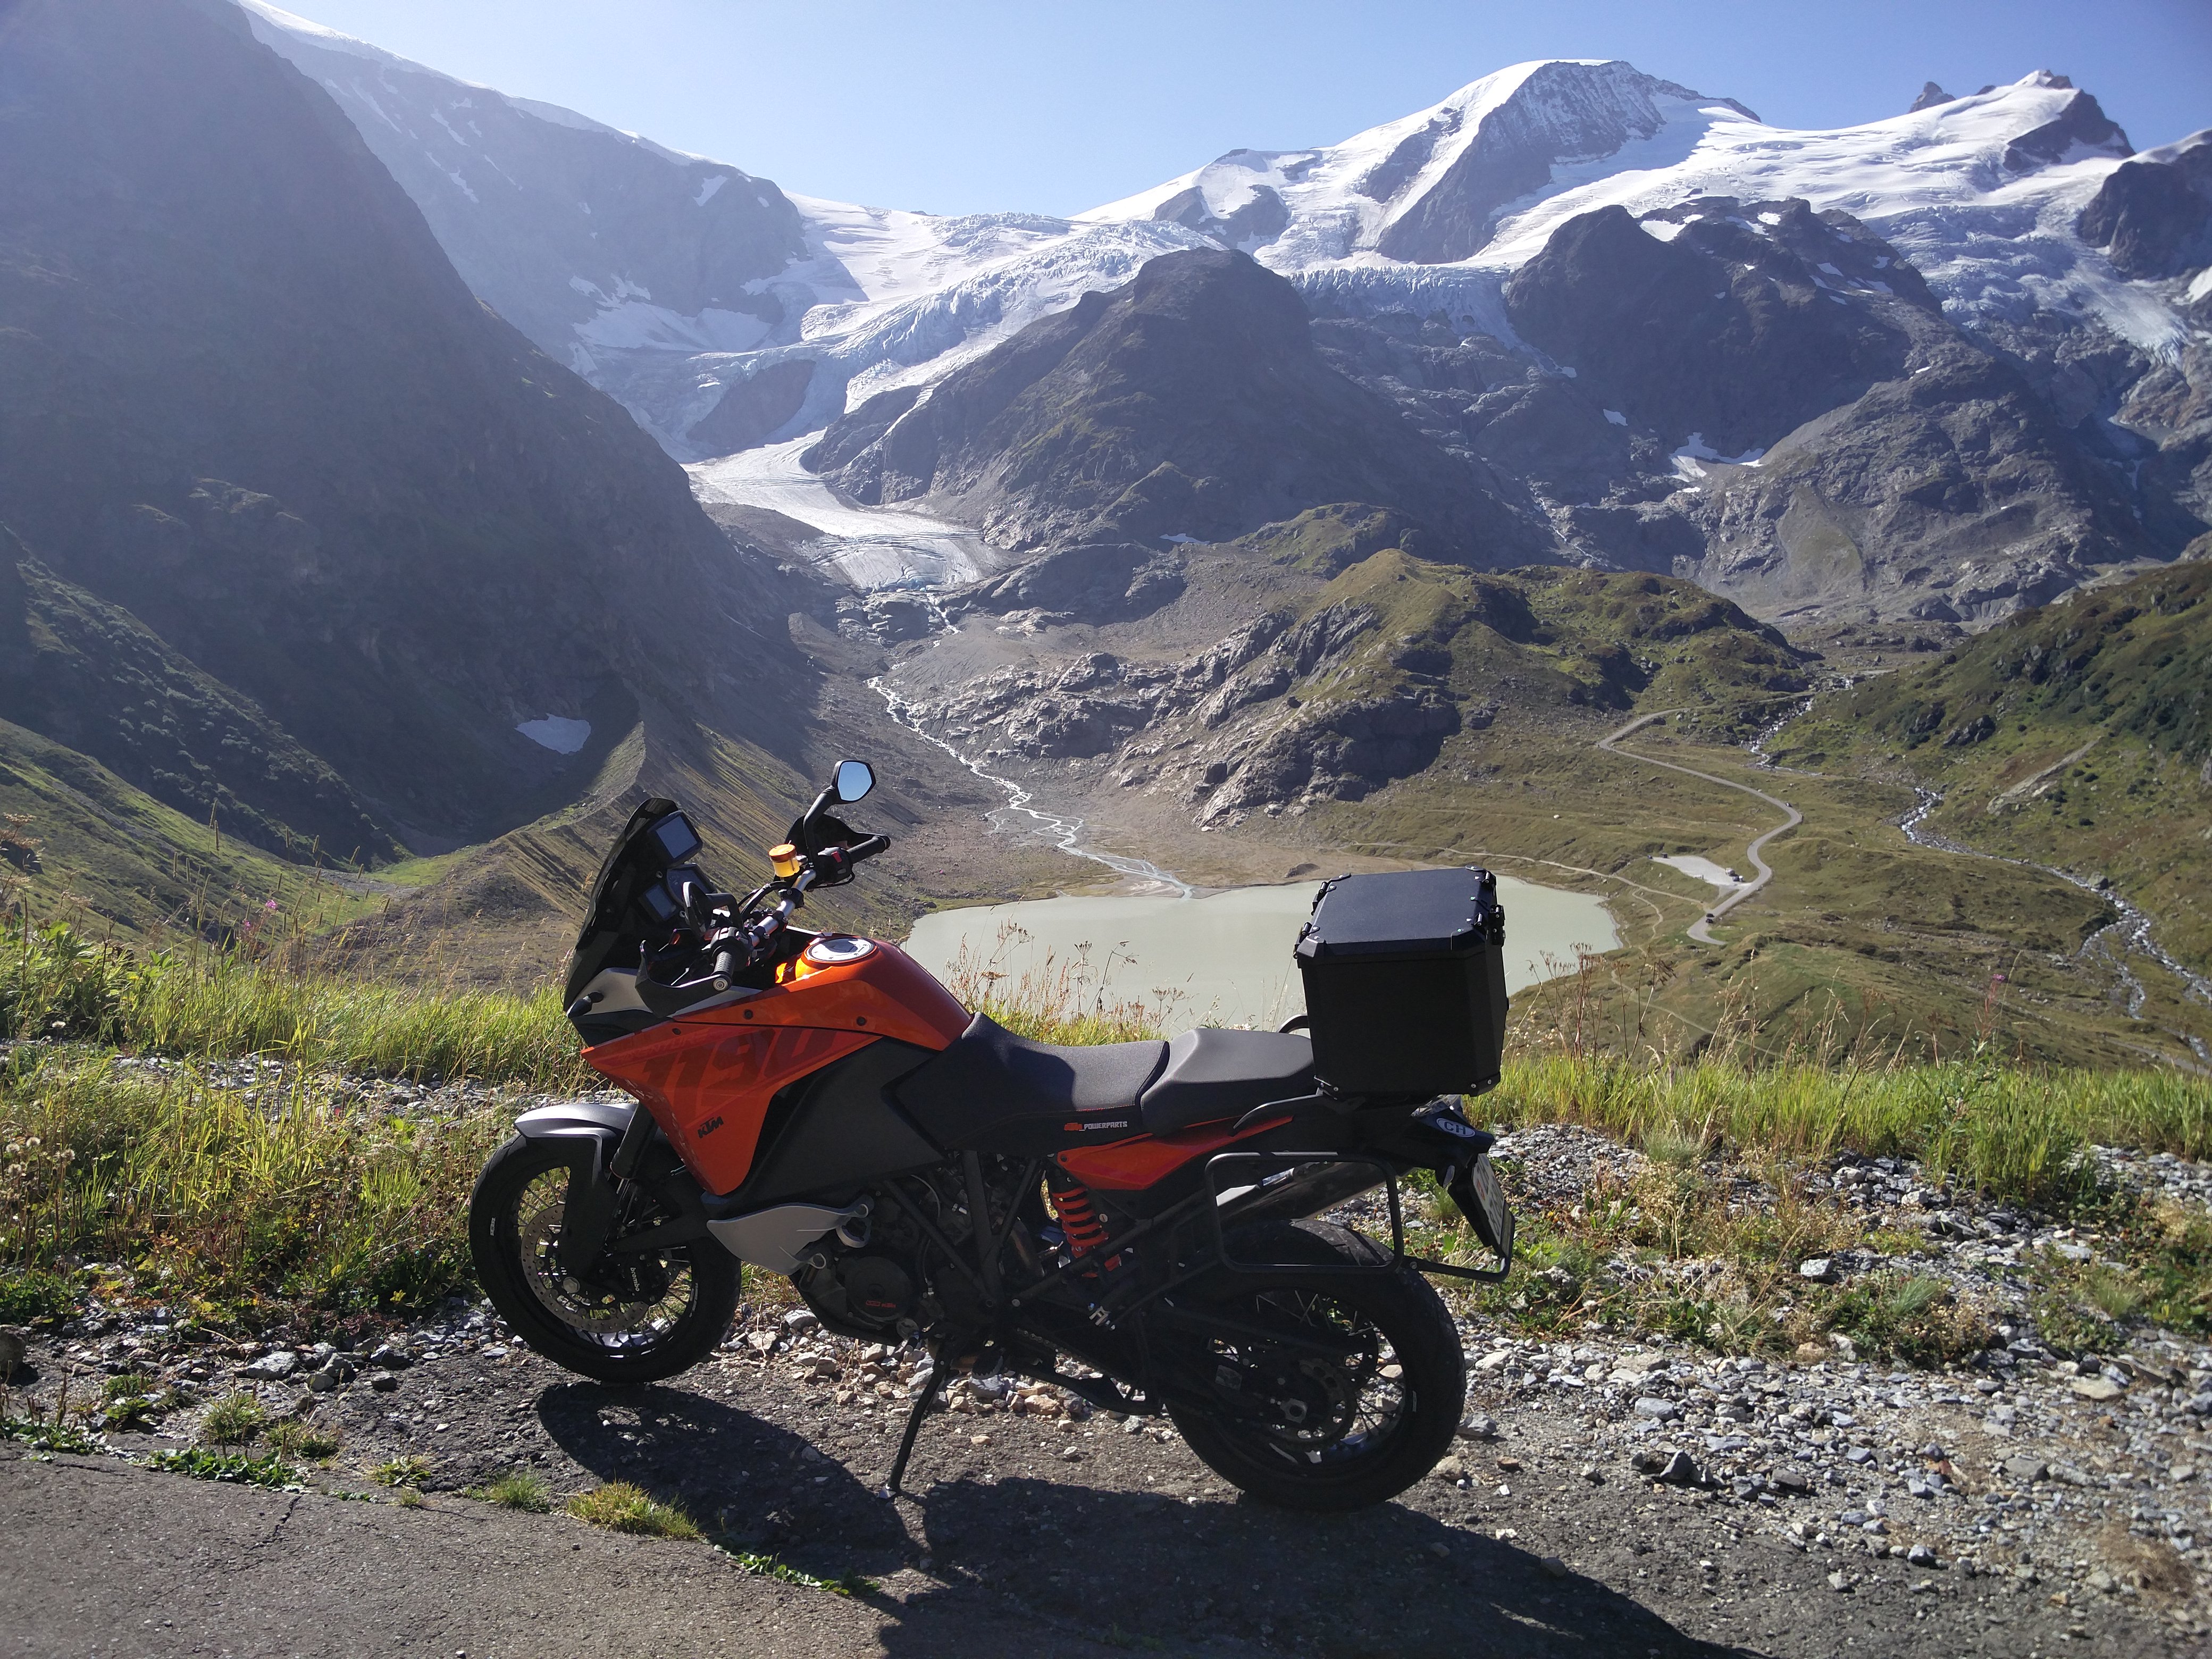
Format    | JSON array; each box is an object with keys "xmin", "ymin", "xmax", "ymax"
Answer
[{"xmin": 0, "ymin": 1446, "xmax": 1127, "ymax": 1659}]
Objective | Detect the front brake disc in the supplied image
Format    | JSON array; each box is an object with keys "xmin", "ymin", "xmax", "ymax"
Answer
[{"xmin": 518, "ymin": 1185, "xmax": 678, "ymax": 1336}]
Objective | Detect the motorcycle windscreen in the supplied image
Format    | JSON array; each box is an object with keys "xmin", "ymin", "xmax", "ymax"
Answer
[{"xmin": 562, "ymin": 796, "xmax": 710, "ymax": 1010}]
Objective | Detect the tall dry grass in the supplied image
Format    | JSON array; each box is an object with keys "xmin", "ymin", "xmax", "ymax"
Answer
[
  {"xmin": 2, "ymin": 921, "xmax": 583, "ymax": 1087},
  {"xmin": 935, "ymin": 920, "xmax": 1193, "ymax": 1045}
]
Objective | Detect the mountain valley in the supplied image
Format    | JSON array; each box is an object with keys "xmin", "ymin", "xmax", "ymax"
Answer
[{"xmin": 0, "ymin": 0, "xmax": 2205, "ymax": 1063}]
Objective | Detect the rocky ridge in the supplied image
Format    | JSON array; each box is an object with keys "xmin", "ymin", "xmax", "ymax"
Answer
[
  {"xmin": 802, "ymin": 249, "xmax": 1540, "ymax": 557},
  {"xmin": 869, "ymin": 518, "xmax": 1807, "ymax": 831}
]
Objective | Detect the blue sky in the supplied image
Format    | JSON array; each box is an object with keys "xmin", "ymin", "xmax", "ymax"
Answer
[{"xmin": 263, "ymin": 0, "xmax": 2211, "ymax": 216}]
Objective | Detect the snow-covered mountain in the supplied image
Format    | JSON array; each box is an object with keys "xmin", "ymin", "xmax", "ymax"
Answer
[
  {"xmin": 1084, "ymin": 61, "xmax": 1759, "ymax": 270},
  {"xmin": 238, "ymin": 5, "xmax": 2209, "ymax": 624},
  {"xmin": 1081, "ymin": 62, "xmax": 2168, "ymax": 349},
  {"xmin": 247, "ymin": 11, "xmax": 2189, "ymax": 447}
]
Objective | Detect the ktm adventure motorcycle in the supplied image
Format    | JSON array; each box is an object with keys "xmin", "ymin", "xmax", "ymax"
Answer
[{"xmin": 468, "ymin": 761, "xmax": 1517, "ymax": 1510}]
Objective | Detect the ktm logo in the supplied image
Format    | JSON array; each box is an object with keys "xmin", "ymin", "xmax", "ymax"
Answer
[
  {"xmin": 697, "ymin": 1115, "xmax": 725, "ymax": 1137},
  {"xmin": 1063, "ymin": 1118, "xmax": 1131, "ymax": 1133}
]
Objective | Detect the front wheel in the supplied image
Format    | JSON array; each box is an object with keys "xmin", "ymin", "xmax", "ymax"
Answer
[
  {"xmin": 1161, "ymin": 1219, "xmax": 1464, "ymax": 1511},
  {"xmin": 468, "ymin": 1134, "xmax": 739, "ymax": 1385}
]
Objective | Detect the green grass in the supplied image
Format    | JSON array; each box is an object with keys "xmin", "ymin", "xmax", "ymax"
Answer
[
  {"xmin": 565, "ymin": 1481, "xmax": 699, "ymax": 1539},
  {"xmin": 716, "ymin": 1546, "xmax": 877, "ymax": 1597},
  {"xmin": 1, "ymin": 921, "xmax": 585, "ymax": 1087},
  {"xmin": 1431, "ymin": 1151, "xmax": 1993, "ymax": 1364},
  {"xmin": 2, "ymin": 1052, "xmax": 508, "ymax": 1325},
  {"xmin": 0, "ymin": 1266, "xmax": 79, "ymax": 1325},
  {"xmin": 1, "ymin": 1411, "xmax": 102, "ymax": 1454},
  {"xmin": 147, "ymin": 1447, "xmax": 300, "ymax": 1488},
  {"xmin": 1488, "ymin": 1052, "xmax": 2208, "ymax": 1209},
  {"xmin": 1770, "ymin": 559, "xmax": 2212, "ymax": 979},
  {"xmin": 466, "ymin": 1468, "xmax": 552, "ymax": 1512},
  {"xmin": 2024, "ymin": 1192, "xmax": 2212, "ymax": 1353},
  {"xmin": 99, "ymin": 1371, "xmax": 164, "ymax": 1430},
  {"xmin": 2, "ymin": 909, "xmax": 2206, "ymax": 1366},
  {"xmin": 368, "ymin": 1454, "xmax": 434, "ymax": 1489},
  {"xmin": 197, "ymin": 1392, "xmax": 267, "ymax": 1447},
  {"xmin": 1823, "ymin": 1271, "xmax": 1989, "ymax": 1367},
  {"xmin": 265, "ymin": 1419, "xmax": 341, "ymax": 1460}
]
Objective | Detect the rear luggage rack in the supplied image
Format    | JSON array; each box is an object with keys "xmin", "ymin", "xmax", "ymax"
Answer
[{"xmin": 1202, "ymin": 1150, "xmax": 1513, "ymax": 1283}]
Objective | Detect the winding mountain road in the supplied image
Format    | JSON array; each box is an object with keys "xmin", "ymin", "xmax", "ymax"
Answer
[{"xmin": 1596, "ymin": 710, "xmax": 1802, "ymax": 946}]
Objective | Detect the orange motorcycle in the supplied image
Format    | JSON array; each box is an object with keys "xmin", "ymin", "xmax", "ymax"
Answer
[{"xmin": 469, "ymin": 761, "xmax": 1515, "ymax": 1509}]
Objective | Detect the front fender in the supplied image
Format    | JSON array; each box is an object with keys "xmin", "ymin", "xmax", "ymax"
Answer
[
  {"xmin": 515, "ymin": 1098, "xmax": 636, "ymax": 1143},
  {"xmin": 513, "ymin": 1099, "xmax": 636, "ymax": 1274}
]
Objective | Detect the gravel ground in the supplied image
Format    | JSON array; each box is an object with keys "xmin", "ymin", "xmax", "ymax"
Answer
[
  {"xmin": 8, "ymin": 1085, "xmax": 2210, "ymax": 1656},
  {"xmin": 9, "ymin": 1306, "xmax": 2201, "ymax": 1657}
]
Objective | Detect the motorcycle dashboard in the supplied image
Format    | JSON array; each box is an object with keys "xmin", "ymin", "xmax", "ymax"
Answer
[
  {"xmin": 649, "ymin": 812, "xmax": 702, "ymax": 866},
  {"xmin": 636, "ymin": 881, "xmax": 680, "ymax": 925}
]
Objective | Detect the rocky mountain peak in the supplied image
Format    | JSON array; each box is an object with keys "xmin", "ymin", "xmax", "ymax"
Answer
[{"xmin": 1373, "ymin": 59, "xmax": 1758, "ymax": 264}]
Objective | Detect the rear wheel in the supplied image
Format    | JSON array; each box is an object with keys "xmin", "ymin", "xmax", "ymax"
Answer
[
  {"xmin": 1162, "ymin": 1219, "xmax": 1463, "ymax": 1511},
  {"xmin": 468, "ymin": 1134, "xmax": 738, "ymax": 1385}
]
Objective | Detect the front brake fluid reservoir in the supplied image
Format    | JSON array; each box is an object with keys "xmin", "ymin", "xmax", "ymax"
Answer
[{"xmin": 769, "ymin": 842, "xmax": 801, "ymax": 880}]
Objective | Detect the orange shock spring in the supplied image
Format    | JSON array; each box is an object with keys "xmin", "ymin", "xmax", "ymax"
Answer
[{"xmin": 1049, "ymin": 1179, "xmax": 1119, "ymax": 1270}]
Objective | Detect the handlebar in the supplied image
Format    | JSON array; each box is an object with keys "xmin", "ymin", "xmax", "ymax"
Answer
[{"xmin": 677, "ymin": 833, "xmax": 894, "ymax": 988}]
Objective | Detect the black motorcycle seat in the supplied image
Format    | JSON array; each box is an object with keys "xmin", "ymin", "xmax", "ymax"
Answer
[
  {"xmin": 894, "ymin": 1012, "xmax": 1168, "ymax": 1151},
  {"xmin": 1137, "ymin": 1028, "xmax": 1315, "ymax": 1136}
]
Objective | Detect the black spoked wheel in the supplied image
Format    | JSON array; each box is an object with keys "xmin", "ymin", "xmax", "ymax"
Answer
[
  {"xmin": 468, "ymin": 1134, "xmax": 738, "ymax": 1385},
  {"xmin": 1162, "ymin": 1219, "xmax": 1464, "ymax": 1511}
]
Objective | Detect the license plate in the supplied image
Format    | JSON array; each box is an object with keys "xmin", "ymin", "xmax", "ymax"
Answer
[{"xmin": 1464, "ymin": 1153, "xmax": 1515, "ymax": 1265}]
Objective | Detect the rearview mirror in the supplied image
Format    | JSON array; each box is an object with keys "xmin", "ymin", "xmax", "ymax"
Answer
[{"xmin": 832, "ymin": 759, "xmax": 875, "ymax": 804}]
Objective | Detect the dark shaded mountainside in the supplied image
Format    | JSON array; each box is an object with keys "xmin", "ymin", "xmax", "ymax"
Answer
[
  {"xmin": 0, "ymin": 0, "xmax": 828, "ymax": 895},
  {"xmin": 1773, "ymin": 555, "xmax": 2212, "ymax": 976},
  {"xmin": 232, "ymin": 3, "xmax": 817, "ymax": 455},
  {"xmin": 0, "ymin": 0, "xmax": 983, "ymax": 960}
]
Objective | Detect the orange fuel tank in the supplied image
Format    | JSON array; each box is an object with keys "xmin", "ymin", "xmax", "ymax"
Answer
[{"xmin": 584, "ymin": 938, "xmax": 968, "ymax": 1196}]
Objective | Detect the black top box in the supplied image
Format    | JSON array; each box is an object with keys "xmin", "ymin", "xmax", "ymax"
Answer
[{"xmin": 1294, "ymin": 868, "xmax": 1508, "ymax": 1098}]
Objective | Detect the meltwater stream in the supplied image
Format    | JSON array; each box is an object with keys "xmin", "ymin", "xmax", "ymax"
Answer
[
  {"xmin": 1901, "ymin": 789, "xmax": 2210, "ymax": 1061},
  {"xmin": 869, "ymin": 667, "xmax": 1192, "ymax": 898},
  {"xmin": 691, "ymin": 439, "xmax": 1189, "ymax": 892},
  {"xmin": 1735, "ymin": 699, "xmax": 2210, "ymax": 1062}
]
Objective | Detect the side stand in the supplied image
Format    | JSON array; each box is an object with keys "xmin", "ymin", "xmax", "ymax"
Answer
[{"xmin": 883, "ymin": 1345, "xmax": 949, "ymax": 1498}]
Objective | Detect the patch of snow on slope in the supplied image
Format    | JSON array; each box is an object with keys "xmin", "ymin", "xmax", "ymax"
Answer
[
  {"xmin": 1654, "ymin": 855, "xmax": 1745, "ymax": 891},
  {"xmin": 516, "ymin": 716, "xmax": 591, "ymax": 754}
]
